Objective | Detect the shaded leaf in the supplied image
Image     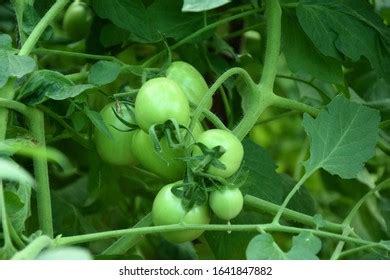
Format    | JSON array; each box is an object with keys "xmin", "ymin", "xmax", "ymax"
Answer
[
  {"xmin": 92, "ymin": 0, "xmax": 203, "ymax": 43},
  {"xmin": 282, "ymin": 9, "xmax": 343, "ymax": 84},
  {"xmin": 297, "ymin": 0, "xmax": 390, "ymax": 82},
  {"xmin": 0, "ymin": 34, "xmax": 36, "ymax": 87},
  {"xmin": 89, "ymin": 61, "xmax": 122, "ymax": 86},
  {"xmin": 18, "ymin": 70, "xmax": 94, "ymax": 105}
]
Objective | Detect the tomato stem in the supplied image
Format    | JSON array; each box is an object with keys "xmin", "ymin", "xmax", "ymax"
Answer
[{"xmin": 19, "ymin": 0, "xmax": 70, "ymax": 56}]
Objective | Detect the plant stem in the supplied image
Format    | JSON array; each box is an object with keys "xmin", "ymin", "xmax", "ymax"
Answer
[
  {"xmin": 190, "ymin": 67, "xmax": 256, "ymax": 135},
  {"xmin": 199, "ymin": 108, "xmax": 229, "ymax": 131},
  {"xmin": 102, "ymin": 213, "xmax": 153, "ymax": 255},
  {"xmin": 273, "ymin": 172, "xmax": 312, "ymax": 223},
  {"xmin": 244, "ymin": 195, "xmax": 343, "ymax": 233},
  {"xmin": 330, "ymin": 178, "xmax": 390, "ymax": 259},
  {"xmin": 38, "ymin": 105, "xmax": 91, "ymax": 149},
  {"xmin": 338, "ymin": 244, "xmax": 379, "ymax": 259},
  {"xmin": 232, "ymin": 86, "xmax": 274, "ymax": 140},
  {"xmin": 0, "ymin": 98, "xmax": 31, "ymax": 116},
  {"xmin": 271, "ymin": 95, "xmax": 320, "ymax": 116},
  {"xmin": 11, "ymin": 235, "xmax": 52, "ymax": 260},
  {"xmin": 259, "ymin": 0, "xmax": 282, "ymax": 90},
  {"xmin": 275, "ymin": 74, "xmax": 331, "ymax": 102},
  {"xmin": 0, "ymin": 81, "xmax": 16, "ymax": 253},
  {"xmin": 54, "ymin": 222, "xmax": 385, "ymax": 249},
  {"xmin": 33, "ymin": 48, "xmax": 125, "ymax": 65},
  {"xmin": 28, "ymin": 109, "xmax": 53, "ymax": 238},
  {"xmin": 19, "ymin": 0, "xmax": 70, "ymax": 56}
]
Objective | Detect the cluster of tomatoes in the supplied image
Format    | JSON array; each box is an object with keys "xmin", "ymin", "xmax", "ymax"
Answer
[{"xmin": 94, "ymin": 61, "xmax": 245, "ymax": 243}]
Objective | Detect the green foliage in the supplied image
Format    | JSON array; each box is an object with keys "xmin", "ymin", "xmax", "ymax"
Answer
[
  {"xmin": 296, "ymin": 0, "xmax": 390, "ymax": 82},
  {"xmin": 89, "ymin": 61, "xmax": 122, "ymax": 86},
  {"xmin": 246, "ymin": 232, "xmax": 322, "ymax": 260},
  {"xmin": 0, "ymin": 34, "xmax": 36, "ymax": 87},
  {"xmin": 303, "ymin": 96, "xmax": 380, "ymax": 178},
  {"xmin": 92, "ymin": 0, "xmax": 204, "ymax": 42}
]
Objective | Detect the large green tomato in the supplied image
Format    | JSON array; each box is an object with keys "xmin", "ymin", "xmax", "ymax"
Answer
[
  {"xmin": 94, "ymin": 102, "xmax": 137, "ymax": 166},
  {"xmin": 152, "ymin": 182, "xmax": 211, "ymax": 243},
  {"xmin": 166, "ymin": 61, "xmax": 212, "ymax": 110},
  {"xmin": 63, "ymin": 1, "xmax": 93, "ymax": 41},
  {"xmin": 134, "ymin": 77, "xmax": 190, "ymax": 132},
  {"xmin": 193, "ymin": 129, "xmax": 244, "ymax": 178},
  {"xmin": 209, "ymin": 187, "xmax": 244, "ymax": 220},
  {"xmin": 132, "ymin": 122, "xmax": 204, "ymax": 181}
]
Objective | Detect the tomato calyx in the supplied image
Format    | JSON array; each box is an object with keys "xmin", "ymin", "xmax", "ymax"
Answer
[
  {"xmin": 190, "ymin": 142, "xmax": 226, "ymax": 173},
  {"xmin": 148, "ymin": 118, "xmax": 190, "ymax": 152},
  {"xmin": 110, "ymin": 101, "xmax": 138, "ymax": 132}
]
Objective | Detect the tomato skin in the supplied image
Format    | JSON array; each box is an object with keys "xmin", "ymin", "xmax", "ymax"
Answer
[
  {"xmin": 131, "ymin": 130, "xmax": 186, "ymax": 182},
  {"xmin": 134, "ymin": 77, "xmax": 190, "ymax": 132},
  {"xmin": 132, "ymin": 122, "xmax": 204, "ymax": 181},
  {"xmin": 166, "ymin": 61, "xmax": 212, "ymax": 110},
  {"xmin": 209, "ymin": 188, "xmax": 244, "ymax": 220},
  {"xmin": 152, "ymin": 182, "xmax": 211, "ymax": 243},
  {"xmin": 63, "ymin": 1, "xmax": 93, "ymax": 41},
  {"xmin": 193, "ymin": 129, "xmax": 244, "ymax": 178},
  {"xmin": 94, "ymin": 102, "xmax": 137, "ymax": 166}
]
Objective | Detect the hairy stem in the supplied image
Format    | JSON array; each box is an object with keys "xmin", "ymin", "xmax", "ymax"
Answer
[
  {"xmin": 273, "ymin": 172, "xmax": 312, "ymax": 223},
  {"xmin": 259, "ymin": 0, "xmax": 282, "ymax": 90},
  {"xmin": 244, "ymin": 195, "xmax": 343, "ymax": 233},
  {"xmin": 28, "ymin": 109, "xmax": 53, "ymax": 237},
  {"xmin": 19, "ymin": 0, "xmax": 70, "ymax": 56}
]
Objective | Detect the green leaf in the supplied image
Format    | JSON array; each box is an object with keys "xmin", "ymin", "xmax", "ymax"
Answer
[
  {"xmin": 303, "ymin": 96, "xmax": 380, "ymax": 178},
  {"xmin": 246, "ymin": 232, "xmax": 322, "ymax": 260},
  {"xmin": 282, "ymin": 9, "xmax": 343, "ymax": 84},
  {"xmin": 18, "ymin": 70, "xmax": 95, "ymax": 105},
  {"xmin": 92, "ymin": 0, "xmax": 204, "ymax": 43},
  {"xmin": 84, "ymin": 108, "xmax": 111, "ymax": 138},
  {"xmin": 0, "ymin": 158, "xmax": 34, "ymax": 186},
  {"xmin": 0, "ymin": 34, "xmax": 36, "ymax": 87},
  {"xmin": 182, "ymin": 0, "xmax": 231, "ymax": 12},
  {"xmin": 297, "ymin": 0, "xmax": 390, "ymax": 82},
  {"xmin": 88, "ymin": 61, "xmax": 122, "ymax": 86},
  {"xmin": 4, "ymin": 184, "xmax": 31, "ymax": 233},
  {"xmin": 241, "ymin": 139, "xmax": 315, "ymax": 215},
  {"xmin": 22, "ymin": 4, "xmax": 53, "ymax": 40}
]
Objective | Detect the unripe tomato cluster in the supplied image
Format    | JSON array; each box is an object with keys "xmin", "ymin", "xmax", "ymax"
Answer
[{"xmin": 94, "ymin": 61, "xmax": 245, "ymax": 243}]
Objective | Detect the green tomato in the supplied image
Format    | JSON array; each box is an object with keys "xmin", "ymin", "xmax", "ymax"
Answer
[
  {"xmin": 135, "ymin": 77, "xmax": 190, "ymax": 132},
  {"xmin": 63, "ymin": 1, "xmax": 93, "ymax": 41},
  {"xmin": 94, "ymin": 102, "xmax": 137, "ymax": 166},
  {"xmin": 193, "ymin": 129, "xmax": 244, "ymax": 178},
  {"xmin": 152, "ymin": 182, "xmax": 211, "ymax": 243},
  {"xmin": 166, "ymin": 61, "xmax": 212, "ymax": 110},
  {"xmin": 131, "ymin": 130, "xmax": 185, "ymax": 182},
  {"xmin": 209, "ymin": 188, "xmax": 244, "ymax": 220},
  {"xmin": 132, "ymin": 122, "xmax": 204, "ymax": 182}
]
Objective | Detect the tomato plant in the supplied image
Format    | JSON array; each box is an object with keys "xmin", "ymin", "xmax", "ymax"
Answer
[
  {"xmin": 94, "ymin": 102, "xmax": 137, "ymax": 166},
  {"xmin": 0, "ymin": 0, "xmax": 389, "ymax": 264},
  {"xmin": 62, "ymin": 1, "xmax": 93, "ymax": 41},
  {"xmin": 152, "ymin": 182, "xmax": 211, "ymax": 243}
]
